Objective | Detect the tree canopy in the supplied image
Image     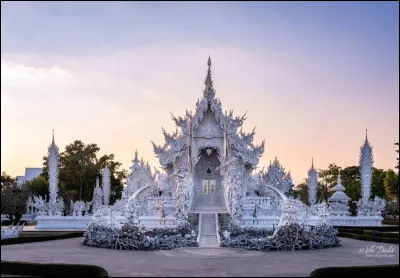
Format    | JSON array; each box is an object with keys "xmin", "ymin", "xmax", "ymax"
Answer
[{"xmin": 39, "ymin": 140, "xmax": 127, "ymax": 205}]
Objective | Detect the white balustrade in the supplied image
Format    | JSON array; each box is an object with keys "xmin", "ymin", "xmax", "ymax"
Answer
[{"xmin": 36, "ymin": 216, "xmax": 91, "ymax": 230}]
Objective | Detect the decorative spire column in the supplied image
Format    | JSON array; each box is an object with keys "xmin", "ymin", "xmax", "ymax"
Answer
[
  {"xmin": 203, "ymin": 56, "xmax": 215, "ymax": 100},
  {"xmin": 328, "ymin": 170, "xmax": 350, "ymax": 216},
  {"xmin": 102, "ymin": 165, "xmax": 111, "ymax": 207},
  {"xmin": 92, "ymin": 176, "xmax": 103, "ymax": 213},
  {"xmin": 360, "ymin": 129, "xmax": 373, "ymax": 205},
  {"xmin": 308, "ymin": 158, "xmax": 318, "ymax": 205},
  {"xmin": 47, "ymin": 130, "xmax": 60, "ymax": 216}
]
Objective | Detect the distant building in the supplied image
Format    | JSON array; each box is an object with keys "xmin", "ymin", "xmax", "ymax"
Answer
[{"xmin": 16, "ymin": 168, "xmax": 42, "ymax": 185}]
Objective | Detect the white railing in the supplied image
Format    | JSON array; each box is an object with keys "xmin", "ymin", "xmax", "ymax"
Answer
[
  {"xmin": 215, "ymin": 213, "xmax": 221, "ymax": 246},
  {"xmin": 36, "ymin": 216, "xmax": 91, "ymax": 230},
  {"xmin": 241, "ymin": 216, "xmax": 280, "ymax": 230},
  {"xmin": 241, "ymin": 215, "xmax": 383, "ymax": 229},
  {"xmin": 146, "ymin": 198, "xmax": 176, "ymax": 206},
  {"xmin": 139, "ymin": 216, "xmax": 178, "ymax": 228}
]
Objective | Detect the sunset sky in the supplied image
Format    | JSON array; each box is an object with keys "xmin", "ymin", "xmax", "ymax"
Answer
[{"xmin": 1, "ymin": 1, "xmax": 399, "ymax": 184}]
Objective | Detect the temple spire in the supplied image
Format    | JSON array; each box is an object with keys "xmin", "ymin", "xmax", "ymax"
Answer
[
  {"xmin": 365, "ymin": 128, "xmax": 368, "ymax": 141},
  {"xmin": 52, "ymin": 129, "xmax": 55, "ymax": 144},
  {"xmin": 203, "ymin": 56, "xmax": 215, "ymax": 99}
]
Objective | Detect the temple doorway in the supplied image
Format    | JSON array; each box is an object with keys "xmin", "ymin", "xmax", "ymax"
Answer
[
  {"xmin": 189, "ymin": 148, "xmax": 228, "ymax": 213},
  {"xmin": 202, "ymin": 179, "xmax": 216, "ymax": 195}
]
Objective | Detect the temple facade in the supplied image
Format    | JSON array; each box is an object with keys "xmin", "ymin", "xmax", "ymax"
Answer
[{"xmin": 151, "ymin": 57, "xmax": 265, "ymax": 213}]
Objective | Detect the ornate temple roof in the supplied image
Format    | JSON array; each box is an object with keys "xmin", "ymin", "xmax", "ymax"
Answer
[{"xmin": 152, "ymin": 57, "xmax": 265, "ymax": 168}]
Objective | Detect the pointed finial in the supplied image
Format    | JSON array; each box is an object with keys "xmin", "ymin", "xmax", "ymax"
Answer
[
  {"xmin": 365, "ymin": 128, "xmax": 368, "ymax": 140},
  {"xmin": 203, "ymin": 56, "xmax": 215, "ymax": 99},
  {"xmin": 52, "ymin": 129, "xmax": 55, "ymax": 144},
  {"xmin": 312, "ymin": 157, "xmax": 314, "ymax": 169}
]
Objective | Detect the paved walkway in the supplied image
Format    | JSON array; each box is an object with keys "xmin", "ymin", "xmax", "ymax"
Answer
[{"xmin": 1, "ymin": 237, "xmax": 398, "ymax": 277}]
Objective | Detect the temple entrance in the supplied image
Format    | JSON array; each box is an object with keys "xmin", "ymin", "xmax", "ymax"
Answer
[
  {"xmin": 189, "ymin": 148, "xmax": 228, "ymax": 213},
  {"xmin": 202, "ymin": 179, "xmax": 216, "ymax": 195}
]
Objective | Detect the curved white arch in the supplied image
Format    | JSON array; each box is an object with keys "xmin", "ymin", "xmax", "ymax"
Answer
[
  {"xmin": 125, "ymin": 184, "xmax": 157, "ymax": 211},
  {"xmin": 263, "ymin": 184, "xmax": 288, "ymax": 201}
]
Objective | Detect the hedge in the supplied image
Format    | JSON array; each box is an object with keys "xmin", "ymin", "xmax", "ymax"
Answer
[
  {"xmin": 1, "ymin": 231, "xmax": 84, "ymax": 245},
  {"xmin": 362, "ymin": 230, "xmax": 399, "ymax": 239},
  {"xmin": 1, "ymin": 220, "xmax": 28, "ymax": 226},
  {"xmin": 339, "ymin": 232, "xmax": 399, "ymax": 244},
  {"xmin": 337, "ymin": 226, "xmax": 399, "ymax": 233},
  {"xmin": 310, "ymin": 264, "xmax": 399, "ymax": 277},
  {"xmin": 383, "ymin": 219, "xmax": 400, "ymax": 226},
  {"xmin": 1, "ymin": 260, "xmax": 108, "ymax": 277}
]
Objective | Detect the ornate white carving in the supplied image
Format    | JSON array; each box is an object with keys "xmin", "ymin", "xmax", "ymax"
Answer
[
  {"xmin": 92, "ymin": 176, "xmax": 103, "ymax": 213},
  {"xmin": 48, "ymin": 130, "xmax": 61, "ymax": 216},
  {"xmin": 308, "ymin": 159, "xmax": 318, "ymax": 205},
  {"xmin": 360, "ymin": 131, "xmax": 373, "ymax": 204},
  {"xmin": 329, "ymin": 170, "xmax": 350, "ymax": 216},
  {"xmin": 1, "ymin": 222, "xmax": 25, "ymax": 239},
  {"xmin": 261, "ymin": 157, "xmax": 293, "ymax": 195},
  {"xmin": 170, "ymin": 162, "xmax": 194, "ymax": 224},
  {"xmin": 102, "ymin": 165, "xmax": 111, "ymax": 207}
]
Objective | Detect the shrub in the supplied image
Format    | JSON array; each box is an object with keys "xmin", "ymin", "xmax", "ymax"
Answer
[
  {"xmin": 219, "ymin": 223, "xmax": 341, "ymax": 251},
  {"xmin": 383, "ymin": 219, "xmax": 399, "ymax": 226},
  {"xmin": 1, "ymin": 260, "xmax": 108, "ymax": 277},
  {"xmin": 83, "ymin": 222, "xmax": 199, "ymax": 251}
]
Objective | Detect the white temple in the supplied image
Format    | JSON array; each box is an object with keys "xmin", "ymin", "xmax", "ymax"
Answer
[{"xmin": 33, "ymin": 57, "xmax": 385, "ymax": 230}]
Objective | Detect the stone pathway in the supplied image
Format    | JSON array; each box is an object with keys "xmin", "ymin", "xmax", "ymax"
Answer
[
  {"xmin": 1, "ymin": 237, "xmax": 398, "ymax": 277},
  {"xmin": 199, "ymin": 213, "xmax": 219, "ymax": 248}
]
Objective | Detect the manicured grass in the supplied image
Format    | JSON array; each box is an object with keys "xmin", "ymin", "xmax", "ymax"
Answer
[
  {"xmin": 1, "ymin": 231, "xmax": 84, "ymax": 245},
  {"xmin": 1, "ymin": 261, "xmax": 108, "ymax": 277},
  {"xmin": 310, "ymin": 264, "xmax": 399, "ymax": 277}
]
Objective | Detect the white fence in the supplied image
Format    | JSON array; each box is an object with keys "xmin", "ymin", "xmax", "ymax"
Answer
[{"xmin": 36, "ymin": 216, "xmax": 91, "ymax": 230}]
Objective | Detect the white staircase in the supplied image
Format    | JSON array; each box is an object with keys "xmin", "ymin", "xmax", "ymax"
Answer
[
  {"xmin": 189, "ymin": 193, "xmax": 228, "ymax": 213},
  {"xmin": 198, "ymin": 213, "xmax": 219, "ymax": 248}
]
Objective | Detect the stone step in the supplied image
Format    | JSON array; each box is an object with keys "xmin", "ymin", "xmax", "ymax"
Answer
[{"xmin": 198, "ymin": 213, "xmax": 219, "ymax": 248}]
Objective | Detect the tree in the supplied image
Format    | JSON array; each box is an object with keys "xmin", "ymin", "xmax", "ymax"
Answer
[
  {"xmin": 318, "ymin": 163, "xmax": 341, "ymax": 191},
  {"xmin": 340, "ymin": 166, "xmax": 360, "ymax": 186},
  {"xmin": 1, "ymin": 183, "xmax": 29, "ymax": 222},
  {"xmin": 370, "ymin": 168, "xmax": 387, "ymax": 199},
  {"xmin": 317, "ymin": 181, "xmax": 329, "ymax": 203},
  {"xmin": 1, "ymin": 171, "xmax": 15, "ymax": 185},
  {"xmin": 293, "ymin": 181, "xmax": 309, "ymax": 205},
  {"xmin": 40, "ymin": 140, "xmax": 126, "ymax": 204},
  {"xmin": 24, "ymin": 176, "xmax": 49, "ymax": 199},
  {"xmin": 97, "ymin": 154, "xmax": 127, "ymax": 205},
  {"xmin": 384, "ymin": 169, "xmax": 399, "ymax": 202}
]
